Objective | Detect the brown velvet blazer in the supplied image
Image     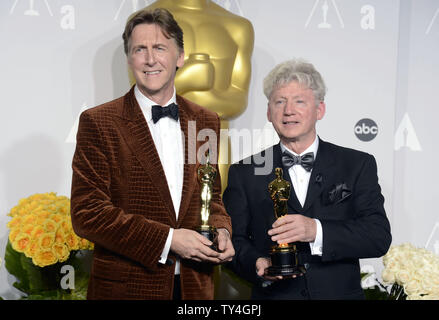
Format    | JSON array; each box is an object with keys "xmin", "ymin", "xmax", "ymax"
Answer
[{"xmin": 70, "ymin": 86, "xmax": 231, "ymax": 300}]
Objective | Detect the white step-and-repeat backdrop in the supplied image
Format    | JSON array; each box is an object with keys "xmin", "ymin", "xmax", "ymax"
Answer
[{"xmin": 0, "ymin": 0, "xmax": 438, "ymax": 298}]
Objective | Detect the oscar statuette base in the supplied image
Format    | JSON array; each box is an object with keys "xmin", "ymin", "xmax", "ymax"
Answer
[
  {"xmin": 196, "ymin": 225, "xmax": 219, "ymax": 252},
  {"xmin": 265, "ymin": 244, "xmax": 306, "ymax": 278}
]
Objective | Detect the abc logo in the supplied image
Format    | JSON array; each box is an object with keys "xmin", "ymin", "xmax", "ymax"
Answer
[{"xmin": 354, "ymin": 119, "xmax": 378, "ymax": 142}]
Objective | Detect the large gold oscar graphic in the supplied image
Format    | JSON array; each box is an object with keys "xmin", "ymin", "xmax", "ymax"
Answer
[
  {"xmin": 196, "ymin": 150, "xmax": 219, "ymax": 251},
  {"xmin": 266, "ymin": 168, "xmax": 306, "ymax": 277},
  {"xmin": 139, "ymin": 0, "xmax": 255, "ymax": 193}
]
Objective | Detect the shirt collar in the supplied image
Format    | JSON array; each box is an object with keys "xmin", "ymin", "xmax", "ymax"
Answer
[
  {"xmin": 280, "ymin": 135, "xmax": 319, "ymax": 160},
  {"xmin": 134, "ymin": 85, "xmax": 177, "ymax": 122}
]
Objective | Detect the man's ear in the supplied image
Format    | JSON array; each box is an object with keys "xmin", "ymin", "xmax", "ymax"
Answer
[
  {"xmin": 177, "ymin": 50, "xmax": 185, "ymax": 68},
  {"xmin": 317, "ymin": 101, "xmax": 326, "ymax": 120}
]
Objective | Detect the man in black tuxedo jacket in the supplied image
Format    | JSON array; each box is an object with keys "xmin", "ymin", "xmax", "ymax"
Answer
[{"xmin": 223, "ymin": 59, "xmax": 392, "ymax": 299}]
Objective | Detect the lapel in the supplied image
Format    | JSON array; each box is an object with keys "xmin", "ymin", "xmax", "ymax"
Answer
[
  {"xmin": 114, "ymin": 87, "xmax": 176, "ymax": 224},
  {"xmin": 269, "ymin": 143, "xmax": 303, "ymax": 214},
  {"xmin": 301, "ymin": 138, "xmax": 336, "ymax": 213},
  {"xmin": 175, "ymin": 95, "xmax": 198, "ymax": 227}
]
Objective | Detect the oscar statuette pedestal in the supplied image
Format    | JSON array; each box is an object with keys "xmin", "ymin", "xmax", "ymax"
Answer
[{"xmin": 265, "ymin": 168, "xmax": 306, "ymax": 277}]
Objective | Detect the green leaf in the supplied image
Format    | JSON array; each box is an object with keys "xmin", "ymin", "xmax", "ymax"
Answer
[
  {"xmin": 61, "ymin": 272, "xmax": 89, "ymax": 300},
  {"xmin": 4, "ymin": 240, "xmax": 29, "ymax": 295},
  {"xmin": 20, "ymin": 253, "xmax": 54, "ymax": 294},
  {"xmin": 24, "ymin": 290, "xmax": 62, "ymax": 300},
  {"xmin": 364, "ymin": 286, "xmax": 390, "ymax": 300}
]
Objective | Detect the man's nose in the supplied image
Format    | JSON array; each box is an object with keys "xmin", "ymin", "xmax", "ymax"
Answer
[
  {"xmin": 284, "ymin": 100, "xmax": 296, "ymax": 115},
  {"xmin": 145, "ymin": 49, "xmax": 157, "ymax": 65}
]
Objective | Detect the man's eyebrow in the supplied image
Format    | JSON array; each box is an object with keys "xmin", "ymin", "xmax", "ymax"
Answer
[
  {"xmin": 153, "ymin": 43, "xmax": 168, "ymax": 48},
  {"xmin": 274, "ymin": 95, "xmax": 304, "ymax": 100},
  {"xmin": 132, "ymin": 44, "xmax": 146, "ymax": 50}
]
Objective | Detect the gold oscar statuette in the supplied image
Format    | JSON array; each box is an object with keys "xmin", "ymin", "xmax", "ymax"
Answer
[
  {"xmin": 266, "ymin": 168, "xmax": 306, "ymax": 277},
  {"xmin": 196, "ymin": 150, "xmax": 219, "ymax": 251}
]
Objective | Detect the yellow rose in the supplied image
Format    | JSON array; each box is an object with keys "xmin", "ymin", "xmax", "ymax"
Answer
[
  {"xmin": 54, "ymin": 229, "xmax": 65, "ymax": 245},
  {"xmin": 36, "ymin": 210, "xmax": 51, "ymax": 219},
  {"xmin": 59, "ymin": 205, "xmax": 69, "ymax": 215},
  {"xmin": 38, "ymin": 232, "xmax": 55, "ymax": 250},
  {"xmin": 22, "ymin": 214, "xmax": 37, "ymax": 225},
  {"xmin": 30, "ymin": 225, "xmax": 45, "ymax": 241},
  {"xmin": 12, "ymin": 233, "xmax": 31, "ymax": 253},
  {"xmin": 50, "ymin": 214, "xmax": 63, "ymax": 223},
  {"xmin": 9, "ymin": 206, "xmax": 18, "ymax": 217},
  {"xmin": 7, "ymin": 216, "xmax": 22, "ymax": 229},
  {"xmin": 9, "ymin": 228, "xmax": 20, "ymax": 243},
  {"xmin": 24, "ymin": 240, "xmax": 39, "ymax": 258},
  {"xmin": 48, "ymin": 192, "xmax": 58, "ymax": 200},
  {"xmin": 65, "ymin": 232, "xmax": 80, "ymax": 251},
  {"xmin": 79, "ymin": 238, "xmax": 92, "ymax": 250},
  {"xmin": 22, "ymin": 224, "xmax": 34, "ymax": 236},
  {"xmin": 28, "ymin": 201, "xmax": 38, "ymax": 210},
  {"xmin": 53, "ymin": 244, "xmax": 70, "ymax": 263},
  {"xmin": 32, "ymin": 248, "xmax": 58, "ymax": 267},
  {"xmin": 59, "ymin": 217, "xmax": 72, "ymax": 234},
  {"xmin": 43, "ymin": 219, "xmax": 58, "ymax": 233},
  {"xmin": 35, "ymin": 216, "xmax": 46, "ymax": 226}
]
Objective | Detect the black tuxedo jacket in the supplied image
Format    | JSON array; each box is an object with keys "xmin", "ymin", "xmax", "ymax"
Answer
[{"xmin": 223, "ymin": 139, "xmax": 391, "ymax": 299}]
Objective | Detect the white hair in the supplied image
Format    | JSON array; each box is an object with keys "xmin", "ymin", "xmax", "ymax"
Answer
[{"xmin": 263, "ymin": 58, "xmax": 327, "ymax": 105}]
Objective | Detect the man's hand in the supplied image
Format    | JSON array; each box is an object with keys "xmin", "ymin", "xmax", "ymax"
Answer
[
  {"xmin": 171, "ymin": 228, "xmax": 221, "ymax": 263},
  {"xmin": 268, "ymin": 214, "xmax": 317, "ymax": 244},
  {"xmin": 216, "ymin": 228, "xmax": 235, "ymax": 262},
  {"xmin": 256, "ymin": 257, "xmax": 282, "ymax": 281}
]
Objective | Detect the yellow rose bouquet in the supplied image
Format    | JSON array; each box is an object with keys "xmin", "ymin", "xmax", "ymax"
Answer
[{"xmin": 3, "ymin": 192, "xmax": 94, "ymax": 299}]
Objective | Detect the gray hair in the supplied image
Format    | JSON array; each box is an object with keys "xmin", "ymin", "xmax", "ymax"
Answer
[{"xmin": 263, "ymin": 58, "xmax": 326, "ymax": 104}]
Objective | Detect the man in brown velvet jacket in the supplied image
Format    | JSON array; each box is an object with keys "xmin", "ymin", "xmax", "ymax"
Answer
[{"xmin": 70, "ymin": 8, "xmax": 234, "ymax": 300}]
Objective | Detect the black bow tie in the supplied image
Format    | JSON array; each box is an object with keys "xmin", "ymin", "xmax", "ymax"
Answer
[
  {"xmin": 282, "ymin": 151, "xmax": 315, "ymax": 172},
  {"xmin": 151, "ymin": 103, "xmax": 179, "ymax": 123}
]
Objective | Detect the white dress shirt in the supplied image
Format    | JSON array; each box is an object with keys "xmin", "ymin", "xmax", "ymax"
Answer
[
  {"xmin": 280, "ymin": 136, "xmax": 323, "ymax": 256},
  {"xmin": 134, "ymin": 85, "xmax": 184, "ymax": 273}
]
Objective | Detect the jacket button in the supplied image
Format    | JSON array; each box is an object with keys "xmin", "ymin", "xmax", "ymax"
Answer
[{"xmin": 166, "ymin": 258, "xmax": 174, "ymax": 266}]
